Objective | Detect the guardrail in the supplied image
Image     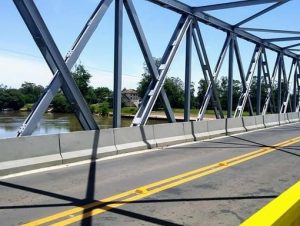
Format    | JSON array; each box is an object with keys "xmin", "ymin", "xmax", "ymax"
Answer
[{"xmin": 0, "ymin": 112, "xmax": 299, "ymax": 176}]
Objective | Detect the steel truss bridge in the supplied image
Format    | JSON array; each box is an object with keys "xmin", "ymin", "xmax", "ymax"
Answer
[{"xmin": 11, "ymin": 0, "xmax": 300, "ymax": 136}]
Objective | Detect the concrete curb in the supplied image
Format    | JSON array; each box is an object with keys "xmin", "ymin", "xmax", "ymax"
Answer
[
  {"xmin": 207, "ymin": 118, "xmax": 226, "ymax": 138},
  {"xmin": 192, "ymin": 121, "xmax": 210, "ymax": 141},
  {"xmin": 226, "ymin": 117, "xmax": 246, "ymax": 135},
  {"xmin": 153, "ymin": 123, "xmax": 186, "ymax": 147},
  {"xmin": 1, "ymin": 113, "xmax": 300, "ymax": 176},
  {"xmin": 243, "ymin": 116, "xmax": 257, "ymax": 131}
]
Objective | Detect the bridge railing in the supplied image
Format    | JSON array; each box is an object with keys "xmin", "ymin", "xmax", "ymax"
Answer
[{"xmin": 0, "ymin": 113, "xmax": 299, "ymax": 176}]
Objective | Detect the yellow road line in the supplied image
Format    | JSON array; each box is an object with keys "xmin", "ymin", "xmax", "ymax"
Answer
[{"xmin": 23, "ymin": 136, "xmax": 300, "ymax": 226}]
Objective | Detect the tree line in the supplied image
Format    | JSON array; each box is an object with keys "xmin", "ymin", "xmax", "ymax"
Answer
[{"xmin": 0, "ymin": 63, "xmax": 288, "ymax": 115}]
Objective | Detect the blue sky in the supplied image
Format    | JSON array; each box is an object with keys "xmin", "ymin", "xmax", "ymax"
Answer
[{"xmin": 0, "ymin": 0, "xmax": 299, "ymax": 90}]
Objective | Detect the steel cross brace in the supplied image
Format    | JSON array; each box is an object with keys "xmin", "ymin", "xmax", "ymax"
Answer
[
  {"xmin": 295, "ymin": 61, "xmax": 300, "ymax": 112},
  {"xmin": 262, "ymin": 53, "xmax": 281, "ymax": 115},
  {"xmin": 260, "ymin": 48, "xmax": 276, "ymax": 114},
  {"xmin": 124, "ymin": 0, "xmax": 176, "ymax": 124},
  {"xmin": 233, "ymin": 36, "xmax": 254, "ymax": 117},
  {"xmin": 14, "ymin": 0, "xmax": 113, "ymax": 136},
  {"xmin": 196, "ymin": 34, "xmax": 231, "ymax": 121},
  {"xmin": 192, "ymin": 21, "xmax": 224, "ymax": 120},
  {"xmin": 131, "ymin": 15, "xmax": 192, "ymax": 126},
  {"xmin": 280, "ymin": 59, "xmax": 297, "ymax": 113},
  {"xmin": 234, "ymin": 44, "xmax": 263, "ymax": 117}
]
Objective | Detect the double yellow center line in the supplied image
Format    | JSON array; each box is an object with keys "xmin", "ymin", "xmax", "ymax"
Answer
[{"xmin": 23, "ymin": 136, "xmax": 300, "ymax": 226}]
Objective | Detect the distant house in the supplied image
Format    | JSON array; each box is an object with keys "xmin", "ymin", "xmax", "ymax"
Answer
[{"xmin": 122, "ymin": 89, "xmax": 140, "ymax": 107}]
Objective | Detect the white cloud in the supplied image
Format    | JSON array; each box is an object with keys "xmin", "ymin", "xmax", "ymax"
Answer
[
  {"xmin": 0, "ymin": 53, "xmax": 52, "ymax": 88},
  {"xmin": 0, "ymin": 53, "xmax": 140, "ymax": 90}
]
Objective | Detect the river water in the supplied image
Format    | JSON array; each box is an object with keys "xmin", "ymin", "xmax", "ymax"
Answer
[{"xmin": 0, "ymin": 112, "xmax": 167, "ymax": 138}]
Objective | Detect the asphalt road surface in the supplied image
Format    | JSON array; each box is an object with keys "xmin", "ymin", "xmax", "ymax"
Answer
[{"xmin": 1, "ymin": 123, "xmax": 300, "ymax": 225}]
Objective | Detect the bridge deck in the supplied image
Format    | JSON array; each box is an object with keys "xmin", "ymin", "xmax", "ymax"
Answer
[{"xmin": 1, "ymin": 123, "xmax": 300, "ymax": 225}]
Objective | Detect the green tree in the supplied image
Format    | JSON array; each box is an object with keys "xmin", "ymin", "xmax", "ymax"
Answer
[
  {"xmin": 72, "ymin": 64, "xmax": 92, "ymax": 97},
  {"xmin": 20, "ymin": 82, "xmax": 44, "ymax": 103},
  {"xmin": 0, "ymin": 86, "xmax": 25, "ymax": 111},
  {"xmin": 94, "ymin": 87, "xmax": 113, "ymax": 107},
  {"xmin": 51, "ymin": 92, "xmax": 72, "ymax": 113},
  {"xmin": 137, "ymin": 59, "xmax": 186, "ymax": 109}
]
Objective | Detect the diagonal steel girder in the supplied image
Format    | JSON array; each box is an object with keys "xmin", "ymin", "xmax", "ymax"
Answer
[
  {"xmin": 131, "ymin": 15, "xmax": 192, "ymax": 126},
  {"xmin": 192, "ymin": 21, "xmax": 224, "ymax": 120},
  {"xmin": 193, "ymin": 0, "xmax": 280, "ymax": 12},
  {"xmin": 234, "ymin": 1, "xmax": 289, "ymax": 27},
  {"xmin": 262, "ymin": 53, "xmax": 281, "ymax": 115},
  {"xmin": 124, "ymin": 0, "xmax": 176, "ymax": 123},
  {"xmin": 281, "ymin": 59, "xmax": 297, "ymax": 113},
  {"xmin": 232, "ymin": 36, "xmax": 254, "ymax": 116},
  {"xmin": 147, "ymin": 0, "xmax": 297, "ymax": 59},
  {"xmin": 234, "ymin": 45, "xmax": 263, "ymax": 117},
  {"xmin": 197, "ymin": 34, "xmax": 231, "ymax": 121},
  {"xmin": 14, "ymin": 0, "xmax": 112, "ymax": 136}
]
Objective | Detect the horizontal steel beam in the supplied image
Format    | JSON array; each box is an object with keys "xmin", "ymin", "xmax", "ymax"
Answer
[
  {"xmin": 240, "ymin": 27, "xmax": 300, "ymax": 35},
  {"xmin": 284, "ymin": 43, "xmax": 300, "ymax": 49},
  {"xmin": 264, "ymin": 37, "xmax": 300, "ymax": 42},
  {"xmin": 146, "ymin": 0, "xmax": 298, "ymax": 59},
  {"xmin": 193, "ymin": 0, "xmax": 279, "ymax": 12}
]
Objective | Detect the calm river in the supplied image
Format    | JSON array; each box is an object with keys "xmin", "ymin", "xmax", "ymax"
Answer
[{"xmin": 0, "ymin": 112, "xmax": 167, "ymax": 138}]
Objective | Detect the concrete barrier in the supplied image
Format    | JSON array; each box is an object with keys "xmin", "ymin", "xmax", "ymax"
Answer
[
  {"xmin": 153, "ymin": 122, "xmax": 186, "ymax": 147},
  {"xmin": 279, "ymin": 113, "xmax": 289, "ymax": 125},
  {"xmin": 255, "ymin": 115, "xmax": 265, "ymax": 129},
  {"xmin": 183, "ymin": 122, "xmax": 195, "ymax": 142},
  {"xmin": 207, "ymin": 118, "xmax": 226, "ymax": 138},
  {"xmin": 226, "ymin": 117, "xmax": 246, "ymax": 135},
  {"xmin": 60, "ymin": 129, "xmax": 117, "ymax": 163},
  {"xmin": 0, "ymin": 134, "xmax": 62, "ymax": 175},
  {"xmin": 114, "ymin": 125, "xmax": 156, "ymax": 154},
  {"xmin": 263, "ymin": 114, "xmax": 279, "ymax": 127},
  {"xmin": 287, "ymin": 112, "xmax": 299, "ymax": 123},
  {"xmin": 242, "ymin": 116, "xmax": 257, "ymax": 131},
  {"xmin": 191, "ymin": 121, "xmax": 210, "ymax": 141}
]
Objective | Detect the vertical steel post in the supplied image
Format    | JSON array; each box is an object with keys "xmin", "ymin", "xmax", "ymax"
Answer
[
  {"xmin": 256, "ymin": 52, "xmax": 262, "ymax": 115},
  {"xmin": 277, "ymin": 54, "xmax": 282, "ymax": 113},
  {"xmin": 227, "ymin": 34, "xmax": 234, "ymax": 118},
  {"xmin": 293, "ymin": 61, "xmax": 298, "ymax": 111},
  {"xmin": 113, "ymin": 0, "xmax": 123, "ymax": 128},
  {"xmin": 184, "ymin": 24, "xmax": 192, "ymax": 121}
]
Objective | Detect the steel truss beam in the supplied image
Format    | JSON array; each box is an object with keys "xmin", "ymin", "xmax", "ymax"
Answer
[
  {"xmin": 239, "ymin": 28, "xmax": 300, "ymax": 35},
  {"xmin": 280, "ymin": 59, "xmax": 297, "ymax": 113},
  {"xmin": 13, "ymin": 0, "xmax": 113, "ymax": 136},
  {"xmin": 124, "ymin": 0, "xmax": 176, "ymax": 124},
  {"xmin": 234, "ymin": 1, "xmax": 289, "ymax": 27},
  {"xmin": 196, "ymin": 34, "xmax": 231, "ymax": 121},
  {"xmin": 147, "ymin": 0, "xmax": 296, "ymax": 58},
  {"xmin": 131, "ymin": 15, "xmax": 192, "ymax": 126},
  {"xmin": 11, "ymin": 0, "xmax": 300, "ymax": 135},
  {"xmin": 193, "ymin": 0, "xmax": 280, "ymax": 12},
  {"xmin": 234, "ymin": 45, "xmax": 263, "ymax": 117},
  {"xmin": 262, "ymin": 53, "xmax": 281, "ymax": 115},
  {"xmin": 193, "ymin": 21, "xmax": 224, "ymax": 120},
  {"xmin": 295, "ymin": 61, "xmax": 300, "ymax": 112}
]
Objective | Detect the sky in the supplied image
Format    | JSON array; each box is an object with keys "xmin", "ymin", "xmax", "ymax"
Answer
[{"xmin": 0, "ymin": 0, "xmax": 299, "ymax": 90}]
